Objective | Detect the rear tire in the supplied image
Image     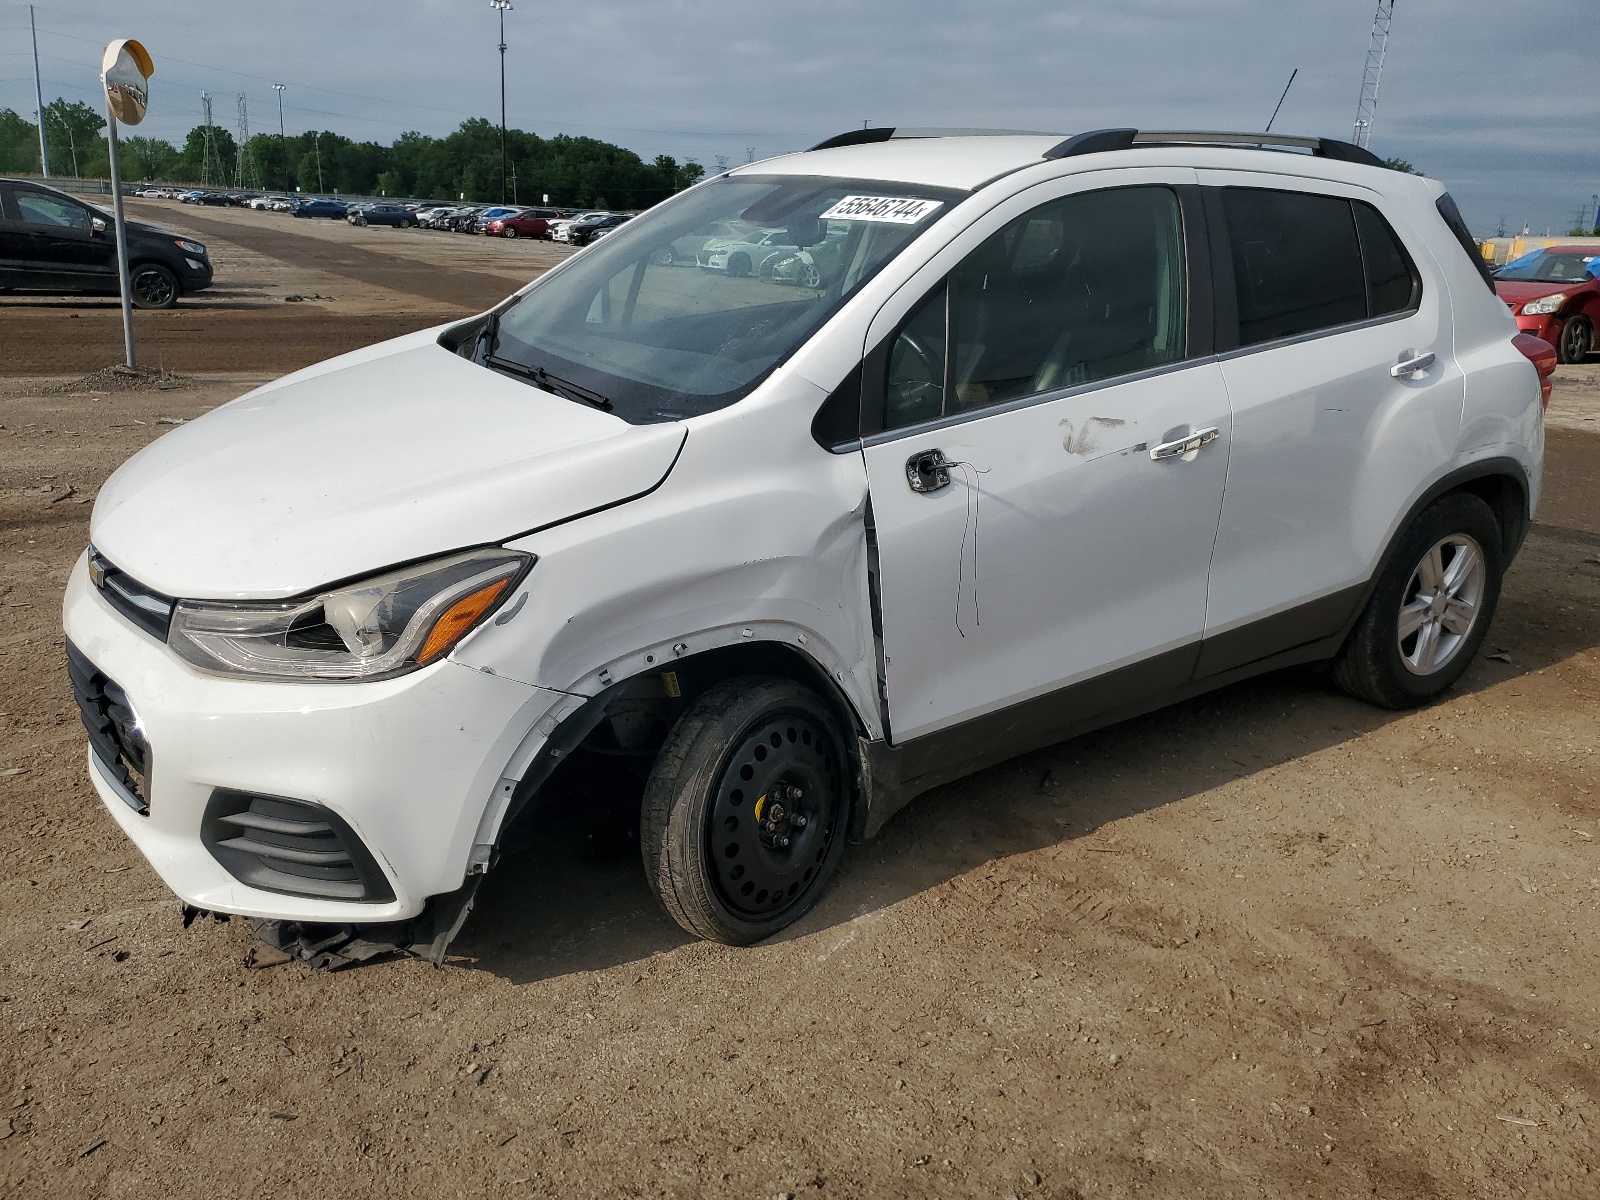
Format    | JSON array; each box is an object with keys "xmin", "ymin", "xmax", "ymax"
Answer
[
  {"xmin": 1558, "ymin": 314, "xmax": 1592, "ymax": 364},
  {"xmin": 1331, "ymin": 492, "xmax": 1503, "ymax": 709},
  {"xmin": 641, "ymin": 676, "xmax": 851, "ymax": 945}
]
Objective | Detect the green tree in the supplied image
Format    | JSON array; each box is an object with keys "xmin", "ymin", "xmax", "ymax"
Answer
[
  {"xmin": 175, "ymin": 123, "xmax": 237, "ymax": 185},
  {"xmin": 117, "ymin": 135, "xmax": 181, "ymax": 182},
  {"xmin": 0, "ymin": 107, "xmax": 40, "ymax": 173},
  {"xmin": 42, "ymin": 99, "xmax": 106, "ymax": 177},
  {"xmin": 1383, "ymin": 157, "xmax": 1421, "ymax": 175}
]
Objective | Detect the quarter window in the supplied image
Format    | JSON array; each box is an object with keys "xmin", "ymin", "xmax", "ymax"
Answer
[
  {"xmin": 1354, "ymin": 201, "xmax": 1420, "ymax": 316},
  {"xmin": 882, "ymin": 186, "xmax": 1187, "ymax": 430}
]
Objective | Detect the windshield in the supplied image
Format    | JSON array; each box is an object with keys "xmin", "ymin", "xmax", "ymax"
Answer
[
  {"xmin": 487, "ymin": 174, "xmax": 961, "ymax": 423},
  {"xmin": 1494, "ymin": 250, "xmax": 1600, "ymax": 283}
]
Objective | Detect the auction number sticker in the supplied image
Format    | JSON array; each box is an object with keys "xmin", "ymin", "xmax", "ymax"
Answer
[{"xmin": 819, "ymin": 195, "xmax": 944, "ymax": 224}]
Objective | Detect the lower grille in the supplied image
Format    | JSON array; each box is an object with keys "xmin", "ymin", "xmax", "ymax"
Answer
[
  {"xmin": 202, "ymin": 790, "xmax": 394, "ymax": 903},
  {"xmin": 66, "ymin": 642, "xmax": 151, "ymax": 814}
]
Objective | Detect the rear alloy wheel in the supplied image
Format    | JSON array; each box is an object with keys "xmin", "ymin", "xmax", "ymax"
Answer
[
  {"xmin": 129, "ymin": 263, "xmax": 179, "ymax": 309},
  {"xmin": 1332, "ymin": 492, "xmax": 1502, "ymax": 708},
  {"xmin": 1558, "ymin": 314, "xmax": 1592, "ymax": 364},
  {"xmin": 641, "ymin": 676, "xmax": 850, "ymax": 944}
]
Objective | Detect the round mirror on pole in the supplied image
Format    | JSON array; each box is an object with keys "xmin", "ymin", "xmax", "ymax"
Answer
[{"xmin": 99, "ymin": 38, "xmax": 153, "ymax": 369}]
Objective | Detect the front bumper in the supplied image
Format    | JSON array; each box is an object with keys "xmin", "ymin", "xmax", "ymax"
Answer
[
  {"xmin": 62, "ymin": 554, "xmax": 565, "ymax": 923},
  {"xmin": 1515, "ymin": 312, "xmax": 1562, "ymax": 341},
  {"xmin": 177, "ymin": 257, "xmax": 213, "ymax": 294}
]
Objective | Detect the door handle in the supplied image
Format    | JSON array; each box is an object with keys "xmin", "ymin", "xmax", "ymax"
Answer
[
  {"xmin": 1149, "ymin": 427, "xmax": 1219, "ymax": 461},
  {"xmin": 905, "ymin": 449, "xmax": 951, "ymax": 493},
  {"xmin": 1390, "ymin": 351, "xmax": 1436, "ymax": 378}
]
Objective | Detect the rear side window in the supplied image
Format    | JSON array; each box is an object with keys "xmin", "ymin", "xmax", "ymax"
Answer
[
  {"xmin": 1223, "ymin": 189, "xmax": 1424, "ymax": 346},
  {"xmin": 1223, "ymin": 189, "xmax": 1366, "ymax": 346}
]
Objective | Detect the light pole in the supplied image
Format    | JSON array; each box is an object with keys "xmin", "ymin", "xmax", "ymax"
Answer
[
  {"xmin": 490, "ymin": 0, "xmax": 511, "ymax": 205},
  {"xmin": 272, "ymin": 82, "xmax": 287, "ymax": 189}
]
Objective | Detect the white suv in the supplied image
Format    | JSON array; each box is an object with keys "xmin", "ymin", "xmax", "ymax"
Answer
[{"xmin": 65, "ymin": 128, "xmax": 1546, "ymax": 965}]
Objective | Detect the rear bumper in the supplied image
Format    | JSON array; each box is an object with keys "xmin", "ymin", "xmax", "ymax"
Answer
[{"xmin": 62, "ymin": 553, "xmax": 565, "ymax": 923}]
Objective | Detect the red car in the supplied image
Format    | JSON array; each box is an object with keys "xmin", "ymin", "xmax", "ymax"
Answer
[
  {"xmin": 485, "ymin": 208, "xmax": 562, "ymax": 240},
  {"xmin": 1493, "ymin": 244, "xmax": 1600, "ymax": 363}
]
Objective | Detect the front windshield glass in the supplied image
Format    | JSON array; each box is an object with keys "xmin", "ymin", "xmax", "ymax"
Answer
[
  {"xmin": 488, "ymin": 174, "xmax": 961, "ymax": 423},
  {"xmin": 1494, "ymin": 250, "xmax": 1600, "ymax": 283}
]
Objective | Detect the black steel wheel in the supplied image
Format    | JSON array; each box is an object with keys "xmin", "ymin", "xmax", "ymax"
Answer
[
  {"xmin": 726, "ymin": 252, "xmax": 751, "ymax": 278},
  {"xmin": 129, "ymin": 263, "xmax": 179, "ymax": 310},
  {"xmin": 1558, "ymin": 314, "xmax": 1592, "ymax": 364},
  {"xmin": 641, "ymin": 675, "xmax": 850, "ymax": 944}
]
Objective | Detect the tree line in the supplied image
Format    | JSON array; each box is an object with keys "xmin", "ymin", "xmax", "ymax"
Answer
[{"xmin": 0, "ymin": 101, "xmax": 704, "ymax": 208}]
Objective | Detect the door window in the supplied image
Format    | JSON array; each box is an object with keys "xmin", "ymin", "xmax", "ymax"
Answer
[
  {"xmin": 882, "ymin": 186, "xmax": 1187, "ymax": 430},
  {"xmin": 1222, "ymin": 188, "xmax": 1420, "ymax": 347},
  {"xmin": 15, "ymin": 191, "xmax": 90, "ymax": 230}
]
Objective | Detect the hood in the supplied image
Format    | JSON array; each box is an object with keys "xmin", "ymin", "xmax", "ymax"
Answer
[
  {"xmin": 90, "ymin": 337, "xmax": 686, "ymax": 600},
  {"xmin": 1494, "ymin": 280, "xmax": 1585, "ymax": 304}
]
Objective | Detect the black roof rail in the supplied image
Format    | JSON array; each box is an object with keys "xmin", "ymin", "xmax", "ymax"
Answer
[
  {"xmin": 810, "ymin": 127, "xmax": 895, "ymax": 151},
  {"xmin": 1045, "ymin": 128, "xmax": 1386, "ymax": 168}
]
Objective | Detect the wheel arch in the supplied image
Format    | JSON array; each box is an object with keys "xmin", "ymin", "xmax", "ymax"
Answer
[{"xmin": 481, "ymin": 637, "xmax": 877, "ymax": 873}]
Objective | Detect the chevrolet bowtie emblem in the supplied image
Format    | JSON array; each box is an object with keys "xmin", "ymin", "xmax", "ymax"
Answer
[{"xmin": 88, "ymin": 551, "xmax": 107, "ymax": 590}]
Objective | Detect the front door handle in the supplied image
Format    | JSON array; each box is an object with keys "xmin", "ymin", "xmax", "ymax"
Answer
[
  {"xmin": 1390, "ymin": 351, "xmax": 1436, "ymax": 378},
  {"xmin": 1149, "ymin": 427, "xmax": 1219, "ymax": 461},
  {"xmin": 906, "ymin": 449, "xmax": 951, "ymax": 493}
]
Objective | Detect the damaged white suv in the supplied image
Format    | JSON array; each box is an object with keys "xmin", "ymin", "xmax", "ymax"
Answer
[{"xmin": 66, "ymin": 128, "xmax": 1547, "ymax": 966}]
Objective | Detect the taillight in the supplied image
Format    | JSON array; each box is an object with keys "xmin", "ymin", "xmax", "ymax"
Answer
[{"xmin": 1512, "ymin": 332, "xmax": 1557, "ymax": 411}]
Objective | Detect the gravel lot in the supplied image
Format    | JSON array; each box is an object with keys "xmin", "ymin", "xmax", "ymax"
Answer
[{"xmin": 1, "ymin": 211, "xmax": 1597, "ymax": 1199}]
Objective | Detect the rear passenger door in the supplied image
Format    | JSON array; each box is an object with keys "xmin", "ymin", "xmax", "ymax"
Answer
[{"xmin": 1194, "ymin": 176, "xmax": 1463, "ymax": 676}]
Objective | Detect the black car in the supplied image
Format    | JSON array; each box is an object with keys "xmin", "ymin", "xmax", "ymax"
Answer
[
  {"xmin": 569, "ymin": 212, "xmax": 632, "ymax": 246},
  {"xmin": 348, "ymin": 203, "xmax": 416, "ymax": 228},
  {"xmin": 0, "ymin": 178, "xmax": 213, "ymax": 309}
]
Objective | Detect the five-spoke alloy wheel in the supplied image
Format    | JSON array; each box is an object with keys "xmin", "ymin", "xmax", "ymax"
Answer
[{"xmin": 1333, "ymin": 492, "xmax": 1504, "ymax": 708}]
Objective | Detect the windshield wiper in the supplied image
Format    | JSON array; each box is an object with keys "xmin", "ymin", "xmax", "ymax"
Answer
[{"xmin": 485, "ymin": 354, "xmax": 614, "ymax": 412}]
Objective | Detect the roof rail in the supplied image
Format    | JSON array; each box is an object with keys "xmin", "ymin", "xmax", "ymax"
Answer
[
  {"xmin": 809, "ymin": 127, "xmax": 1055, "ymax": 151},
  {"xmin": 1044, "ymin": 128, "xmax": 1386, "ymax": 168}
]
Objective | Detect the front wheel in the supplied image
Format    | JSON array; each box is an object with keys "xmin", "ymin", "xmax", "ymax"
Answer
[
  {"xmin": 641, "ymin": 676, "xmax": 851, "ymax": 945},
  {"xmin": 503, "ymin": 226, "xmax": 517, "ymax": 238},
  {"xmin": 1558, "ymin": 314, "xmax": 1592, "ymax": 364},
  {"xmin": 1332, "ymin": 492, "xmax": 1503, "ymax": 709},
  {"xmin": 129, "ymin": 263, "xmax": 179, "ymax": 309}
]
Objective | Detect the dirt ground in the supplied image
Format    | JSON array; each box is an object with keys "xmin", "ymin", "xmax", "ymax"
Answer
[{"xmin": 1, "ymin": 213, "xmax": 1599, "ymax": 1199}]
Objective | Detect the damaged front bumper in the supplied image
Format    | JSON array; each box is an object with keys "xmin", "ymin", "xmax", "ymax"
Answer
[{"xmin": 64, "ymin": 553, "xmax": 569, "ymax": 953}]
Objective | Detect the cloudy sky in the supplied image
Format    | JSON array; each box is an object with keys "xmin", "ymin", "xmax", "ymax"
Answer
[{"xmin": 3, "ymin": 0, "xmax": 1596, "ymax": 234}]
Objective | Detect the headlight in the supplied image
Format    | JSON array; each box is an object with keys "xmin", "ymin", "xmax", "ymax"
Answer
[
  {"xmin": 1522, "ymin": 293, "xmax": 1566, "ymax": 315},
  {"xmin": 168, "ymin": 549, "xmax": 531, "ymax": 681},
  {"xmin": 175, "ymin": 239, "xmax": 207, "ymax": 256}
]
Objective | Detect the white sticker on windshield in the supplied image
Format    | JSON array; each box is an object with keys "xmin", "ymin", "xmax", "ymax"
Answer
[{"xmin": 819, "ymin": 195, "xmax": 944, "ymax": 224}]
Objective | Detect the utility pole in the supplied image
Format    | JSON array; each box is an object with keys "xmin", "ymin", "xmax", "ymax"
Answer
[
  {"xmin": 273, "ymin": 83, "xmax": 288, "ymax": 189},
  {"xmin": 30, "ymin": 5, "xmax": 49, "ymax": 175},
  {"xmin": 491, "ymin": 0, "xmax": 512, "ymax": 205},
  {"xmin": 313, "ymin": 131, "xmax": 324, "ymax": 193},
  {"xmin": 200, "ymin": 92, "xmax": 225, "ymax": 186},
  {"xmin": 1352, "ymin": 1, "xmax": 1396, "ymax": 149},
  {"xmin": 235, "ymin": 93, "xmax": 260, "ymax": 190}
]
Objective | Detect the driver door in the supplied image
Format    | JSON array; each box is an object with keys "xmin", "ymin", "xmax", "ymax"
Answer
[
  {"xmin": 862, "ymin": 173, "xmax": 1232, "ymax": 745},
  {"xmin": 9, "ymin": 186, "xmax": 116, "ymax": 289}
]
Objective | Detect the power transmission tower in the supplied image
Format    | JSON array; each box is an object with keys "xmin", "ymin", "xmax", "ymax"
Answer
[
  {"xmin": 1351, "ymin": 1, "xmax": 1396, "ymax": 148},
  {"xmin": 235, "ymin": 93, "xmax": 261, "ymax": 190},
  {"xmin": 200, "ymin": 93, "xmax": 226, "ymax": 186}
]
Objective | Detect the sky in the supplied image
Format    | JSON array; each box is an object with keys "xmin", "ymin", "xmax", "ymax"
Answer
[{"xmin": 2, "ymin": 0, "xmax": 1596, "ymax": 235}]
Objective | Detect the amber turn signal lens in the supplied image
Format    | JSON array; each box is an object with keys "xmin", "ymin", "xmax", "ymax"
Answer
[{"xmin": 417, "ymin": 578, "xmax": 513, "ymax": 664}]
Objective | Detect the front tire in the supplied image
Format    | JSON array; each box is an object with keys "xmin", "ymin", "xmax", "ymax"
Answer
[
  {"xmin": 1558, "ymin": 314, "xmax": 1592, "ymax": 364},
  {"xmin": 641, "ymin": 676, "xmax": 851, "ymax": 945},
  {"xmin": 1332, "ymin": 492, "xmax": 1503, "ymax": 709},
  {"xmin": 129, "ymin": 263, "xmax": 179, "ymax": 309}
]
